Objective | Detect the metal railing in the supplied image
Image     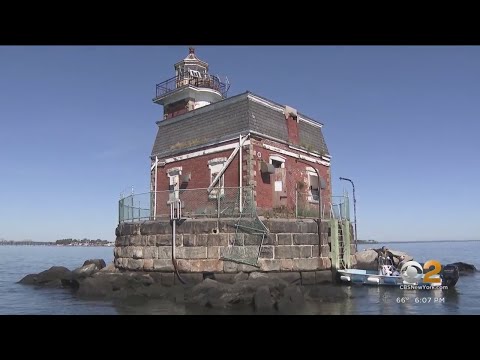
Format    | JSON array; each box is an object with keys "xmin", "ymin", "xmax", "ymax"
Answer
[
  {"xmin": 295, "ymin": 191, "xmax": 350, "ymax": 220},
  {"xmin": 154, "ymin": 74, "xmax": 228, "ymax": 100},
  {"xmin": 118, "ymin": 186, "xmax": 350, "ymax": 223},
  {"xmin": 119, "ymin": 187, "xmax": 254, "ymax": 223}
]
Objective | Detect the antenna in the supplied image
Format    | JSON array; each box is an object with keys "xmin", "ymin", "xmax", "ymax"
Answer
[{"xmin": 225, "ymin": 76, "xmax": 231, "ymax": 93}]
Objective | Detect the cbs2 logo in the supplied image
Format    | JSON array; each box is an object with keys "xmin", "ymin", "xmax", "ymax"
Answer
[{"xmin": 402, "ymin": 260, "xmax": 442, "ymax": 283}]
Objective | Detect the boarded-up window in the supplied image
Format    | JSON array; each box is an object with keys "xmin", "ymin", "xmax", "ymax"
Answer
[
  {"xmin": 275, "ymin": 180, "xmax": 283, "ymax": 192},
  {"xmin": 209, "ymin": 162, "xmax": 225, "ymax": 199}
]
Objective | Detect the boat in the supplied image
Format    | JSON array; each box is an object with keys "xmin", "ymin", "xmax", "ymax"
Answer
[{"xmin": 336, "ymin": 257, "xmax": 460, "ymax": 288}]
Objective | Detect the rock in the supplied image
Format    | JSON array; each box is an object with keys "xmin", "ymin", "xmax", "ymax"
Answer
[
  {"xmin": 185, "ymin": 276, "xmax": 290, "ymax": 309},
  {"xmin": 249, "ymin": 272, "xmax": 268, "ymax": 280},
  {"xmin": 233, "ymin": 272, "xmax": 248, "ymax": 282},
  {"xmin": 18, "ymin": 274, "xmax": 39, "ymax": 285},
  {"xmin": 83, "ymin": 259, "xmax": 107, "ymax": 270},
  {"xmin": 269, "ymin": 272, "xmax": 301, "ymax": 284},
  {"xmin": 168, "ymin": 285, "xmax": 186, "ymax": 304},
  {"xmin": 354, "ymin": 249, "xmax": 379, "ymax": 270},
  {"xmin": 305, "ymin": 284, "xmax": 349, "ymax": 302},
  {"xmin": 77, "ymin": 276, "xmax": 113, "ymax": 298},
  {"xmin": 74, "ymin": 271, "xmax": 156, "ymax": 299},
  {"xmin": 187, "ymin": 279, "xmax": 230, "ymax": 308},
  {"xmin": 97, "ymin": 263, "xmax": 118, "ymax": 274},
  {"xmin": 277, "ymin": 285, "xmax": 305, "ymax": 313},
  {"xmin": 190, "ymin": 278, "xmax": 225, "ymax": 296},
  {"xmin": 254, "ymin": 285, "xmax": 274, "ymax": 312},
  {"xmin": 450, "ymin": 262, "xmax": 477, "ymax": 274},
  {"xmin": 355, "ymin": 248, "xmax": 414, "ymax": 270},
  {"xmin": 136, "ymin": 283, "xmax": 168, "ymax": 298},
  {"xmin": 388, "ymin": 250, "xmax": 413, "ymax": 267},
  {"xmin": 72, "ymin": 263, "xmax": 98, "ymax": 279},
  {"xmin": 284, "ymin": 285, "xmax": 305, "ymax": 306},
  {"xmin": 18, "ymin": 266, "xmax": 72, "ymax": 288},
  {"xmin": 212, "ymin": 273, "xmax": 236, "ymax": 284}
]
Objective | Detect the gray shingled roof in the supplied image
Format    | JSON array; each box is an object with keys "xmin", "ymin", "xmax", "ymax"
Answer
[{"xmin": 151, "ymin": 92, "xmax": 329, "ymax": 159}]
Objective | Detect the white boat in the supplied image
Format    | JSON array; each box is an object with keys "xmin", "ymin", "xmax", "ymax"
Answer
[{"xmin": 337, "ymin": 258, "xmax": 459, "ymax": 288}]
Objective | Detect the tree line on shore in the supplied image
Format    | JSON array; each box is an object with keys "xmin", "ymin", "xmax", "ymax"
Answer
[
  {"xmin": 55, "ymin": 238, "xmax": 110, "ymax": 246},
  {"xmin": 0, "ymin": 238, "xmax": 112, "ymax": 246}
]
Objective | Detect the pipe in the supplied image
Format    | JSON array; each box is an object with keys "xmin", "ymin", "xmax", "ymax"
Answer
[
  {"xmin": 154, "ymin": 156, "xmax": 158, "ymax": 220},
  {"xmin": 171, "ymin": 202, "xmax": 186, "ymax": 284},
  {"xmin": 339, "ymin": 177, "xmax": 357, "ymax": 252},
  {"xmin": 239, "ymin": 134, "xmax": 243, "ymax": 213}
]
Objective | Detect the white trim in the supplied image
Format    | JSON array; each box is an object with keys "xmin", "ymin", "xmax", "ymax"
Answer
[
  {"xmin": 208, "ymin": 157, "xmax": 227, "ymax": 165},
  {"xmin": 306, "ymin": 170, "xmax": 320, "ymax": 203},
  {"xmin": 247, "ymin": 94, "xmax": 283, "ymax": 113},
  {"xmin": 306, "ymin": 166, "xmax": 317, "ymax": 174},
  {"xmin": 269, "ymin": 155, "xmax": 286, "ymax": 168},
  {"xmin": 207, "ymin": 134, "xmax": 250, "ymax": 193},
  {"xmin": 263, "ymin": 144, "xmax": 330, "ymax": 167},
  {"xmin": 154, "ymin": 86, "xmax": 222, "ymax": 105},
  {"xmin": 297, "ymin": 115, "xmax": 323, "ymax": 128},
  {"xmin": 161, "ymin": 140, "xmax": 251, "ymax": 165},
  {"xmin": 289, "ymin": 145, "xmax": 327, "ymax": 159},
  {"xmin": 247, "ymin": 94, "xmax": 323, "ymax": 128},
  {"xmin": 167, "ymin": 172, "xmax": 180, "ymax": 203},
  {"xmin": 269, "ymin": 154, "xmax": 286, "ymax": 162},
  {"xmin": 167, "ymin": 166, "xmax": 182, "ymax": 175}
]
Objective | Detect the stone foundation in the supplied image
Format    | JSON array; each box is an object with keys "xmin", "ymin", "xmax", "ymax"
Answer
[{"xmin": 114, "ymin": 219, "xmax": 333, "ymax": 275}]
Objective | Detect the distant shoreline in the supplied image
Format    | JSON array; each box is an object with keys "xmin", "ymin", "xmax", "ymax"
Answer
[
  {"xmin": 0, "ymin": 241, "xmax": 114, "ymax": 247},
  {"xmin": 0, "ymin": 243, "xmax": 114, "ymax": 247},
  {"xmin": 360, "ymin": 239, "xmax": 480, "ymax": 244}
]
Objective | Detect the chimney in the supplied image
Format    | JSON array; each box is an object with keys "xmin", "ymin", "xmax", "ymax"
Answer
[{"xmin": 285, "ymin": 105, "xmax": 299, "ymax": 144}]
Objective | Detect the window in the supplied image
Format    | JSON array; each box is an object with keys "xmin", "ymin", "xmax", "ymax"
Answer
[
  {"xmin": 209, "ymin": 159, "xmax": 226, "ymax": 199},
  {"xmin": 269, "ymin": 155, "xmax": 285, "ymax": 169},
  {"xmin": 188, "ymin": 69, "xmax": 201, "ymax": 78},
  {"xmin": 306, "ymin": 167, "xmax": 319, "ymax": 202},
  {"xmin": 167, "ymin": 167, "xmax": 182, "ymax": 203},
  {"xmin": 271, "ymin": 159, "xmax": 283, "ymax": 168}
]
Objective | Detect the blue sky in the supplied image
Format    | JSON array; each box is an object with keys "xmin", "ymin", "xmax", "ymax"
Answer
[{"xmin": 0, "ymin": 46, "xmax": 479, "ymax": 242}]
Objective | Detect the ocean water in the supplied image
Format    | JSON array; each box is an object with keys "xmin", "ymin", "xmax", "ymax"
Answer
[{"xmin": 0, "ymin": 242, "xmax": 478, "ymax": 315}]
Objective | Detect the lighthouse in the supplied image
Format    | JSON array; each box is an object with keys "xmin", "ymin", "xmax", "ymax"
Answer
[{"xmin": 153, "ymin": 47, "xmax": 228, "ymax": 120}]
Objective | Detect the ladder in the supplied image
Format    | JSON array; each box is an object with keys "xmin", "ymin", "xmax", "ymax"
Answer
[{"xmin": 338, "ymin": 223, "xmax": 346, "ymax": 270}]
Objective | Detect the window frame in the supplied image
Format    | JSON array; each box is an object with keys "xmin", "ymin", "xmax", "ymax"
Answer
[
  {"xmin": 167, "ymin": 167, "xmax": 182, "ymax": 203},
  {"xmin": 208, "ymin": 159, "xmax": 226, "ymax": 199},
  {"xmin": 269, "ymin": 154, "xmax": 286, "ymax": 169},
  {"xmin": 306, "ymin": 166, "xmax": 320, "ymax": 203}
]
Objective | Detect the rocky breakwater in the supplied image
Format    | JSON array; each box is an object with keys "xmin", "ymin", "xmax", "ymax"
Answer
[{"xmin": 18, "ymin": 259, "xmax": 351, "ymax": 313}]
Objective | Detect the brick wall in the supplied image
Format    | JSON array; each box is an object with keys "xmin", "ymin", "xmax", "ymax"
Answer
[
  {"xmin": 157, "ymin": 142, "xmax": 247, "ymax": 191},
  {"xmin": 251, "ymin": 138, "xmax": 331, "ymax": 213},
  {"xmin": 153, "ymin": 137, "xmax": 331, "ymax": 217},
  {"xmin": 164, "ymin": 98, "xmax": 193, "ymax": 119}
]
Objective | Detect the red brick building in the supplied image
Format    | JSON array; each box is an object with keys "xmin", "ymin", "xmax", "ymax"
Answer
[{"xmin": 150, "ymin": 48, "xmax": 332, "ymax": 218}]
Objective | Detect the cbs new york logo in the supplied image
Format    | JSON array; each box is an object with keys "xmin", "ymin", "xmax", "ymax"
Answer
[{"xmin": 400, "ymin": 260, "xmax": 445, "ymax": 289}]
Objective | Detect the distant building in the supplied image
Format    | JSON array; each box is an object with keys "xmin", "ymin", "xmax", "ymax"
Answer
[{"xmin": 150, "ymin": 48, "xmax": 332, "ymax": 218}]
